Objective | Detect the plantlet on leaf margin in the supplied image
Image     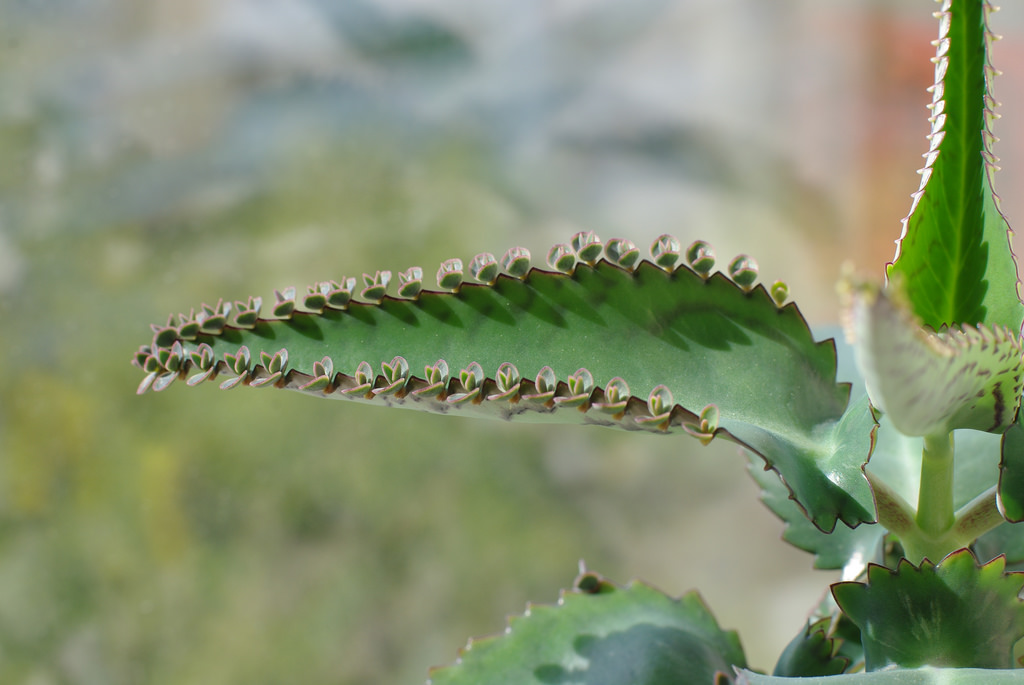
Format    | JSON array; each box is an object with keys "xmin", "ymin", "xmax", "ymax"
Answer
[{"xmin": 134, "ymin": 0, "xmax": 1024, "ymax": 681}]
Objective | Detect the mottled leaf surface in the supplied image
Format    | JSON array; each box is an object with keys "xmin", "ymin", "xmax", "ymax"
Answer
[
  {"xmin": 843, "ymin": 282, "xmax": 1022, "ymax": 436},
  {"xmin": 427, "ymin": 573, "xmax": 745, "ymax": 685}
]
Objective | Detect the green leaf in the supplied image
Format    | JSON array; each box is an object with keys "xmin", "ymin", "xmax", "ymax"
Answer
[
  {"xmin": 427, "ymin": 571, "xmax": 746, "ymax": 685},
  {"xmin": 737, "ymin": 666, "xmax": 1024, "ymax": 684},
  {"xmin": 973, "ymin": 518, "xmax": 1024, "ymax": 568},
  {"xmin": 842, "ymin": 281, "xmax": 1022, "ymax": 436},
  {"xmin": 999, "ymin": 409, "xmax": 1024, "ymax": 521},
  {"xmin": 831, "ymin": 549, "xmax": 1024, "ymax": 670},
  {"xmin": 747, "ymin": 422, "xmax": 885, "ymax": 576},
  {"xmin": 772, "ymin": 618, "xmax": 849, "ymax": 677},
  {"xmin": 134, "ymin": 242, "xmax": 876, "ymax": 530},
  {"xmin": 886, "ymin": 0, "xmax": 1023, "ymax": 333}
]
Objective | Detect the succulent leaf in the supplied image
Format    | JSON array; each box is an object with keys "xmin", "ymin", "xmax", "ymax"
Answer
[
  {"xmin": 298, "ymin": 356, "xmax": 334, "ymax": 393},
  {"xmin": 686, "ymin": 240, "xmax": 715, "ymax": 278},
  {"xmin": 571, "ymin": 231, "xmax": 603, "ymax": 265},
  {"xmin": 197, "ymin": 300, "xmax": 230, "ymax": 334},
  {"xmin": 398, "ymin": 267, "xmax": 424, "ymax": 298},
  {"xmin": 448, "ymin": 362, "xmax": 484, "ymax": 404},
  {"xmin": 842, "ymin": 280, "xmax": 1023, "ymax": 436},
  {"xmin": 770, "ymin": 281, "xmax": 789, "ymax": 307},
  {"xmin": 605, "ymin": 238, "xmax": 640, "ymax": 271},
  {"xmin": 554, "ymin": 368, "xmax": 594, "ymax": 407},
  {"xmin": 650, "ymin": 234, "xmax": 681, "ymax": 271},
  {"xmin": 437, "ymin": 258, "xmax": 464, "ymax": 291},
  {"xmin": 886, "ymin": 0, "xmax": 1023, "ymax": 333},
  {"xmin": 998, "ymin": 410, "xmax": 1024, "ymax": 522},
  {"xmin": 683, "ymin": 404, "xmax": 720, "ymax": 446},
  {"xmin": 592, "ymin": 377, "xmax": 630, "ymax": 415},
  {"xmin": 273, "ymin": 287, "xmax": 297, "ymax": 318},
  {"xmin": 831, "ymin": 549, "xmax": 1024, "ymax": 670},
  {"xmin": 772, "ymin": 617, "xmax": 849, "ymax": 677},
  {"xmin": 134, "ymin": 242, "xmax": 876, "ymax": 529},
  {"xmin": 488, "ymin": 362, "xmax": 521, "ymax": 401},
  {"xmin": 547, "ymin": 243, "xmax": 576, "ymax": 274},
  {"xmin": 748, "ymin": 438, "xmax": 885, "ymax": 576},
  {"xmin": 727, "ymin": 255, "xmax": 758, "ymax": 292},
  {"xmin": 360, "ymin": 271, "xmax": 391, "ymax": 303},
  {"xmin": 427, "ymin": 571, "xmax": 746, "ymax": 685},
  {"xmin": 302, "ymin": 287, "xmax": 327, "ymax": 313},
  {"xmin": 468, "ymin": 253, "xmax": 499, "ymax": 285},
  {"xmin": 500, "ymin": 246, "xmax": 531, "ymax": 279},
  {"xmin": 325, "ymin": 277, "xmax": 356, "ymax": 309}
]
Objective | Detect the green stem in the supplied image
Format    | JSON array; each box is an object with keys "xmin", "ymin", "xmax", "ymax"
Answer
[
  {"xmin": 917, "ymin": 432, "xmax": 956, "ymax": 538},
  {"xmin": 871, "ymin": 436, "xmax": 1002, "ymax": 565}
]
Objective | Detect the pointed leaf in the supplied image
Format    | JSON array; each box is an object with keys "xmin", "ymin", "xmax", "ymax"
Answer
[
  {"xmin": 135, "ymin": 250, "xmax": 876, "ymax": 529},
  {"xmin": 831, "ymin": 550, "xmax": 1024, "ymax": 670},
  {"xmin": 427, "ymin": 572, "xmax": 746, "ymax": 685},
  {"xmin": 887, "ymin": 0, "xmax": 1023, "ymax": 333}
]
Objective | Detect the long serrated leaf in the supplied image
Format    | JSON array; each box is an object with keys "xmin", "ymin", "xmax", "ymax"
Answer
[
  {"xmin": 135, "ymin": 247, "xmax": 876, "ymax": 530},
  {"xmin": 427, "ymin": 572, "xmax": 746, "ymax": 685},
  {"xmin": 887, "ymin": 0, "xmax": 1023, "ymax": 333}
]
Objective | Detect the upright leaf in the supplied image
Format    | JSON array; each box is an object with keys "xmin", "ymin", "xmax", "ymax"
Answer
[{"xmin": 887, "ymin": 0, "xmax": 1023, "ymax": 333}]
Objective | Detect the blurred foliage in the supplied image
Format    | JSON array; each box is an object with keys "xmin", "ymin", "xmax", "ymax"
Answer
[{"xmin": 0, "ymin": 3, "xmax": 765, "ymax": 682}]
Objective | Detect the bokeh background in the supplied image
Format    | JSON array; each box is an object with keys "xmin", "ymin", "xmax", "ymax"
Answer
[{"xmin": 2, "ymin": 0, "xmax": 1023, "ymax": 682}]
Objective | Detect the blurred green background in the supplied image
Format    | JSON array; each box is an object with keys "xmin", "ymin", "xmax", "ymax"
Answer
[{"xmin": 1, "ymin": 1, "xmax": 1023, "ymax": 682}]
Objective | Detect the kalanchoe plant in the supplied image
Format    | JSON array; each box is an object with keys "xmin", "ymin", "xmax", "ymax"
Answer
[{"xmin": 133, "ymin": 0, "xmax": 1024, "ymax": 682}]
